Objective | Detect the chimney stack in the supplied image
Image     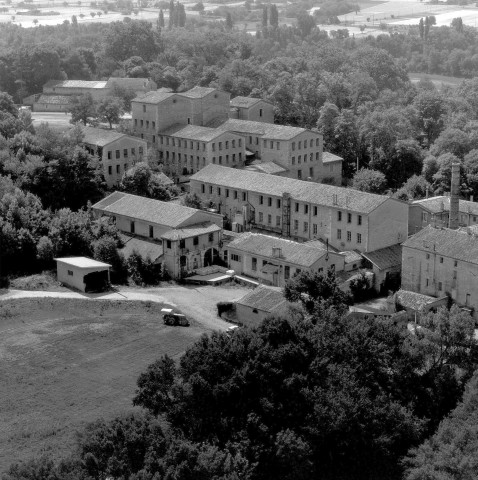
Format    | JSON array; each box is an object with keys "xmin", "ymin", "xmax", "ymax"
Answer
[{"xmin": 449, "ymin": 163, "xmax": 460, "ymax": 230}]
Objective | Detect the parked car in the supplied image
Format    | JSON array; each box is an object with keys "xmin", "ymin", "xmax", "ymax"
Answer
[{"xmin": 162, "ymin": 308, "xmax": 190, "ymax": 327}]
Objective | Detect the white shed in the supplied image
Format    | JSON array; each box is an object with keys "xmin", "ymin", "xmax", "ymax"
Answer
[{"xmin": 55, "ymin": 257, "xmax": 111, "ymax": 292}]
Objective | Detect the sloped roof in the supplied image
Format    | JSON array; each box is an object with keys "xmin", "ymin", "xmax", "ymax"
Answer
[
  {"xmin": 36, "ymin": 94, "xmax": 70, "ymax": 105},
  {"xmin": 180, "ymin": 86, "xmax": 217, "ymax": 99},
  {"xmin": 340, "ymin": 250, "xmax": 363, "ymax": 264},
  {"xmin": 106, "ymin": 77, "xmax": 151, "ymax": 90},
  {"xmin": 227, "ymin": 232, "xmax": 331, "ymax": 267},
  {"xmin": 323, "ymin": 152, "xmax": 344, "ymax": 163},
  {"xmin": 161, "ymin": 222, "xmax": 221, "ymax": 240},
  {"xmin": 54, "ymin": 257, "xmax": 111, "ymax": 268},
  {"xmin": 118, "ymin": 233, "xmax": 163, "ymax": 261},
  {"xmin": 396, "ymin": 289, "xmax": 446, "ymax": 311},
  {"xmin": 209, "ymin": 118, "xmax": 308, "ymax": 141},
  {"xmin": 236, "ymin": 285, "xmax": 287, "ymax": 312},
  {"xmin": 81, "ymin": 126, "xmax": 126, "ymax": 146},
  {"xmin": 402, "ymin": 225, "xmax": 478, "ymax": 265},
  {"xmin": 155, "ymin": 172, "xmax": 174, "ymax": 185},
  {"xmin": 230, "ymin": 96, "xmax": 271, "ymax": 108},
  {"xmin": 245, "ymin": 161, "xmax": 288, "ymax": 175},
  {"xmin": 412, "ymin": 196, "xmax": 478, "ymax": 216},
  {"xmin": 133, "ymin": 90, "xmax": 175, "ymax": 104},
  {"xmin": 191, "ymin": 165, "xmax": 391, "ymax": 214},
  {"xmin": 92, "ymin": 192, "xmax": 200, "ymax": 228},
  {"xmin": 160, "ymin": 124, "xmax": 228, "ymax": 142},
  {"xmin": 44, "ymin": 80, "xmax": 107, "ymax": 89},
  {"xmin": 362, "ymin": 244, "xmax": 402, "ymax": 270}
]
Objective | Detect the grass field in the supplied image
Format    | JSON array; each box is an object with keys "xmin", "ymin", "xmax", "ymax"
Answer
[
  {"xmin": 408, "ymin": 72, "xmax": 464, "ymax": 89},
  {"xmin": 0, "ymin": 296, "xmax": 210, "ymax": 473}
]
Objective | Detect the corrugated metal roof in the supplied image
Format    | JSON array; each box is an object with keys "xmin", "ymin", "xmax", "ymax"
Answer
[
  {"xmin": 362, "ymin": 244, "xmax": 402, "ymax": 270},
  {"xmin": 402, "ymin": 225, "xmax": 478, "ymax": 264},
  {"xmin": 228, "ymin": 232, "xmax": 332, "ymax": 267},
  {"xmin": 191, "ymin": 165, "xmax": 390, "ymax": 214},
  {"xmin": 92, "ymin": 192, "xmax": 200, "ymax": 228},
  {"xmin": 413, "ymin": 196, "xmax": 478, "ymax": 216},
  {"xmin": 236, "ymin": 285, "xmax": 287, "ymax": 312}
]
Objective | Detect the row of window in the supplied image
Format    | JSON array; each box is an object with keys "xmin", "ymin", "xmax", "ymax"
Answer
[
  {"xmin": 337, "ymin": 211, "xmax": 362, "ymax": 225},
  {"xmin": 201, "ymin": 184, "xmax": 248, "ymax": 201},
  {"xmin": 292, "ymin": 138, "xmax": 321, "ymax": 150},
  {"xmin": 160, "ymin": 136, "xmax": 243, "ymax": 151},
  {"xmin": 106, "ymin": 147, "xmax": 143, "ymax": 160},
  {"xmin": 135, "ymin": 119, "xmax": 156, "ymax": 129},
  {"xmin": 336, "ymin": 229, "xmax": 362, "ymax": 244},
  {"xmin": 422, "ymin": 212, "xmax": 478, "ymax": 224},
  {"xmin": 425, "ymin": 253, "xmax": 459, "ymax": 267},
  {"xmin": 108, "ymin": 163, "xmax": 130, "ymax": 175},
  {"xmin": 292, "ymin": 154, "xmax": 319, "ymax": 165}
]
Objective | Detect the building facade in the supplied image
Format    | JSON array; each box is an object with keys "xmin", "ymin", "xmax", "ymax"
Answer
[
  {"xmin": 229, "ymin": 96, "xmax": 274, "ymax": 123},
  {"xmin": 190, "ymin": 165, "xmax": 408, "ymax": 253},
  {"xmin": 81, "ymin": 127, "xmax": 147, "ymax": 188},
  {"xmin": 402, "ymin": 225, "xmax": 478, "ymax": 318}
]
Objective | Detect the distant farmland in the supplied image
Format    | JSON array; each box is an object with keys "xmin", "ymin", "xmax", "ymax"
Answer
[{"xmin": 409, "ymin": 72, "xmax": 465, "ymax": 89}]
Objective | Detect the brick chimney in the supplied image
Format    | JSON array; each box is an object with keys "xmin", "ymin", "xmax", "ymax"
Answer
[{"xmin": 448, "ymin": 162, "xmax": 460, "ymax": 229}]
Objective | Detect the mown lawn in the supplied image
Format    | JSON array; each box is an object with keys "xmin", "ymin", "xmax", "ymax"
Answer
[{"xmin": 0, "ymin": 298, "xmax": 207, "ymax": 473}]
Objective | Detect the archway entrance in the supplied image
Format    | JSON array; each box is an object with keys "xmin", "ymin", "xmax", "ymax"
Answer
[{"xmin": 203, "ymin": 248, "xmax": 219, "ymax": 267}]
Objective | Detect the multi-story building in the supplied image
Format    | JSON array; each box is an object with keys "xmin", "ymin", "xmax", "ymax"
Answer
[
  {"xmin": 409, "ymin": 195, "xmax": 478, "ymax": 234},
  {"xmin": 401, "ymin": 225, "xmax": 478, "ymax": 319},
  {"xmin": 190, "ymin": 164, "xmax": 408, "ymax": 253},
  {"xmin": 158, "ymin": 125, "xmax": 245, "ymax": 177},
  {"xmin": 81, "ymin": 127, "xmax": 147, "ymax": 188},
  {"xmin": 226, "ymin": 232, "xmax": 344, "ymax": 287},
  {"xmin": 91, "ymin": 191, "xmax": 224, "ymax": 278},
  {"xmin": 229, "ymin": 96, "xmax": 274, "ymax": 123}
]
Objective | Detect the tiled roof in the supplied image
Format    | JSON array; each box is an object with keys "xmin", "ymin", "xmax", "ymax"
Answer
[
  {"xmin": 92, "ymin": 192, "xmax": 200, "ymax": 228},
  {"xmin": 236, "ymin": 285, "xmax": 287, "ymax": 312},
  {"xmin": 209, "ymin": 119, "xmax": 308, "ymax": 141},
  {"xmin": 132, "ymin": 90, "xmax": 175, "ymax": 104},
  {"xmin": 245, "ymin": 161, "xmax": 288, "ymax": 175},
  {"xmin": 81, "ymin": 126, "xmax": 126, "ymax": 146},
  {"xmin": 160, "ymin": 124, "xmax": 227, "ymax": 142},
  {"xmin": 340, "ymin": 250, "xmax": 363, "ymax": 264},
  {"xmin": 118, "ymin": 233, "xmax": 164, "ymax": 261},
  {"xmin": 180, "ymin": 86, "xmax": 217, "ymax": 99},
  {"xmin": 36, "ymin": 94, "xmax": 70, "ymax": 105},
  {"xmin": 93, "ymin": 191, "xmax": 126, "ymax": 210},
  {"xmin": 412, "ymin": 196, "xmax": 478, "ymax": 216},
  {"xmin": 161, "ymin": 222, "xmax": 221, "ymax": 240},
  {"xmin": 396, "ymin": 289, "xmax": 446, "ymax": 311},
  {"xmin": 44, "ymin": 80, "xmax": 107, "ymax": 89},
  {"xmin": 228, "ymin": 232, "xmax": 330, "ymax": 267},
  {"xmin": 323, "ymin": 152, "xmax": 343, "ymax": 163},
  {"xmin": 106, "ymin": 77, "xmax": 151, "ymax": 90},
  {"xmin": 191, "ymin": 165, "xmax": 391, "ymax": 214},
  {"xmin": 402, "ymin": 225, "xmax": 478, "ymax": 264},
  {"xmin": 230, "ymin": 96, "xmax": 266, "ymax": 108},
  {"xmin": 362, "ymin": 244, "xmax": 402, "ymax": 270}
]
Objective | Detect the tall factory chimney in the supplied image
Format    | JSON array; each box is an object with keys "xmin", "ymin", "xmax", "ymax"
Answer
[{"xmin": 449, "ymin": 162, "xmax": 460, "ymax": 230}]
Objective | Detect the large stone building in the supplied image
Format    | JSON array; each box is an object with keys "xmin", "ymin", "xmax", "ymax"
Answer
[
  {"xmin": 226, "ymin": 232, "xmax": 345, "ymax": 287},
  {"xmin": 190, "ymin": 164, "xmax": 408, "ymax": 253},
  {"xmin": 81, "ymin": 127, "xmax": 147, "ymax": 187},
  {"xmin": 401, "ymin": 225, "xmax": 478, "ymax": 319},
  {"xmin": 91, "ymin": 191, "xmax": 223, "ymax": 278},
  {"xmin": 131, "ymin": 86, "xmax": 342, "ymax": 185}
]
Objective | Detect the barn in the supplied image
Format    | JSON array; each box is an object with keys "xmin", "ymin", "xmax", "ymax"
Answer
[{"xmin": 55, "ymin": 257, "xmax": 111, "ymax": 293}]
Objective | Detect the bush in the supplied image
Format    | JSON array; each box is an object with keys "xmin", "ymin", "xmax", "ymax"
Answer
[
  {"xmin": 349, "ymin": 270, "xmax": 375, "ymax": 302},
  {"xmin": 217, "ymin": 301, "xmax": 234, "ymax": 317}
]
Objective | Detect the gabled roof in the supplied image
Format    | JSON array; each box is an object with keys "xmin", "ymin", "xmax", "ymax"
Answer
[
  {"xmin": 81, "ymin": 126, "xmax": 126, "ymax": 146},
  {"xmin": 160, "ymin": 124, "xmax": 232, "ymax": 142},
  {"xmin": 180, "ymin": 86, "xmax": 217, "ymax": 99},
  {"xmin": 236, "ymin": 285, "xmax": 287, "ymax": 313},
  {"xmin": 227, "ymin": 232, "xmax": 334, "ymax": 267},
  {"xmin": 402, "ymin": 225, "xmax": 478, "ymax": 265},
  {"xmin": 91, "ymin": 192, "xmax": 201, "ymax": 228},
  {"xmin": 44, "ymin": 80, "xmax": 107, "ymax": 89},
  {"xmin": 133, "ymin": 90, "xmax": 176, "ymax": 104},
  {"xmin": 412, "ymin": 196, "xmax": 478, "ymax": 216},
  {"xmin": 118, "ymin": 233, "xmax": 163, "ymax": 262},
  {"xmin": 362, "ymin": 244, "xmax": 402, "ymax": 270},
  {"xmin": 230, "ymin": 96, "xmax": 272, "ymax": 108},
  {"xmin": 245, "ymin": 161, "xmax": 288, "ymax": 175},
  {"xmin": 340, "ymin": 250, "xmax": 363, "ymax": 264},
  {"xmin": 396, "ymin": 289, "xmax": 446, "ymax": 311},
  {"xmin": 161, "ymin": 222, "xmax": 221, "ymax": 241},
  {"xmin": 323, "ymin": 152, "xmax": 343, "ymax": 163},
  {"xmin": 191, "ymin": 165, "xmax": 391, "ymax": 214}
]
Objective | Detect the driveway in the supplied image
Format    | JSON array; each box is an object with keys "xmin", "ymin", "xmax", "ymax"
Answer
[{"xmin": 0, "ymin": 284, "xmax": 250, "ymax": 331}]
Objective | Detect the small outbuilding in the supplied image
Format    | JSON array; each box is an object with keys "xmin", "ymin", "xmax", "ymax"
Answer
[{"xmin": 55, "ymin": 257, "xmax": 111, "ymax": 293}]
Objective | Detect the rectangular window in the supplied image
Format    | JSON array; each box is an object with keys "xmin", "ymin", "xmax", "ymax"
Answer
[
  {"xmin": 295, "ymin": 203, "xmax": 299, "ymax": 213},
  {"xmin": 242, "ymin": 192, "xmax": 246, "ymax": 201},
  {"xmin": 304, "ymin": 205, "xmax": 309, "ymax": 214},
  {"xmin": 123, "ymin": 149, "xmax": 128, "ymax": 157},
  {"xmin": 292, "ymin": 157, "xmax": 295, "ymax": 165},
  {"xmin": 426, "ymin": 278, "xmax": 429, "ymax": 286},
  {"xmin": 358, "ymin": 215, "xmax": 362, "ymax": 226},
  {"xmin": 67, "ymin": 270, "xmax": 73, "ymax": 276},
  {"xmin": 268, "ymin": 214, "xmax": 272, "ymax": 225},
  {"xmin": 337, "ymin": 211, "xmax": 342, "ymax": 221},
  {"xmin": 276, "ymin": 216, "xmax": 281, "ymax": 226},
  {"xmin": 260, "ymin": 108, "xmax": 263, "ymax": 117},
  {"xmin": 438, "ymin": 281, "xmax": 443, "ymax": 290},
  {"xmin": 309, "ymin": 167, "xmax": 313, "ymax": 177},
  {"xmin": 292, "ymin": 142, "xmax": 295, "ymax": 151},
  {"xmin": 209, "ymin": 186, "xmax": 213, "ymax": 194},
  {"xmin": 108, "ymin": 165, "xmax": 112, "ymax": 175},
  {"xmin": 152, "ymin": 121, "xmax": 155, "ymax": 129},
  {"xmin": 130, "ymin": 221, "xmax": 135, "ymax": 234},
  {"xmin": 277, "ymin": 142, "xmax": 280, "ymax": 150},
  {"xmin": 347, "ymin": 213, "xmax": 352, "ymax": 223},
  {"xmin": 146, "ymin": 120, "xmax": 149, "ymax": 128},
  {"xmin": 294, "ymin": 220, "xmax": 299, "ymax": 230},
  {"xmin": 260, "ymin": 195, "xmax": 264, "ymax": 205},
  {"xmin": 426, "ymin": 253, "xmax": 430, "ymax": 260},
  {"xmin": 142, "ymin": 104, "xmax": 146, "ymax": 112},
  {"xmin": 259, "ymin": 212, "xmax": 263, "ymax": 222},
  {"xmin": 298, "ymin": 170, "xmax": 302, "ymax": 179},
  {"xmin": 131, "ymin": 148, "xmax": 135, "ymax": 156},
  {"xmin": 231, "ymin": 253, "xmax": 240, "ymax": 262},
  {"xmin": 193, "ymin": 236, "xmax": 199, "ymax": 246},
  {"xmin": 201, "ymin": 184, "xmax": 205, "ymax": 193},
  {"xmin": 440, "ymin": 257, "xmax": 444, "ymax": 263},
  {"xmin": 313, "ymin": 224, "xmax": 317, "ymax": 234},
  {"xmin": 357, "ymin": 233, "xmax": 362, "ymax": 244},
  {"xmin": 149, "ymin": 225, "xmax": 154, "ymax": 238},
  {"xmin": 304, "ymin": 222, "xmax": 308, "ymax": 233},
  {"xmin": 166, "ymin": 240, "xmax": 171, "ymax": 249},
  {"xmin": 284, "ymin": 266, "xmax": 290, "ymax": 279},
  {"xmin": 116, "ymin": 164, "xmax": 120, "ymax": 174},
  {"xmin": 208, "ymin": 232, "xmax": 214, "ymax": 242},
  {"xmin": 337, "ymin": 229, "xmax": 342, "ymax": 239},
  {"xmin": 422, "ymin": 212, "xmax": 428, "ymax": 222},
  {"xmin": 277, "ymin": 199, "xmax": 281, "ymax": 208},
  {"xmin": 152, "ymin": 135, "xmax": 156, "ymax": 143},
  {"xmin": 219, "ymin": 142, "xmax": 222, "ymax": 150},
  {"xmin": 217, "ymin": 187, "xmax": 221, "ymax": 195},
  {"xmin": 252, "ymin": 257, "xmax": 257, "ymax": 271},
  {"xmin": 116, "ymin": 150, "xmax": 120, "ymax": 159},
  {"xmin": 234, "ymin": 190, "xmax": 238, "ymax": 199},
  {"xmin": 298, "ymin": 141, "xmax": 301, "ymax": 150},
  {"xmin": 232, "ymin": 140, "xmax": 235, "ymax": 148},
  {"xmin": 454, "ymin": 260, "xmax": 458, "ymax": 267},
  {"xmin": 107, "ymin": 151, "xmax": 112, "ymax": 160},
  {"xmin": 313, "ymin": 206, "xmax": 318, "ymax": 216},
  {"xmin": 226, "ymin": 189, "xmax": 229, "ymax": 198},
  {"xmin": 268, "ymin": 197, "xmax": 272, "ymax": 207},
  {"xmin": 347, "ymin": 231, "xmax": 352, "ymax": 242}
]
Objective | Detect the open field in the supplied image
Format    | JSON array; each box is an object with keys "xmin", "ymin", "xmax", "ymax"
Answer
[
  {"xmin": 409, "ymin": 72, "xmax": 465, "ymax": 89},
  {"xmin": 31, "ymin": 112, "xmax": 73, "ymax": 131},
  {"xmin": 0, "ymin": 284, "xmax": 249, "ymax": 473}
]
